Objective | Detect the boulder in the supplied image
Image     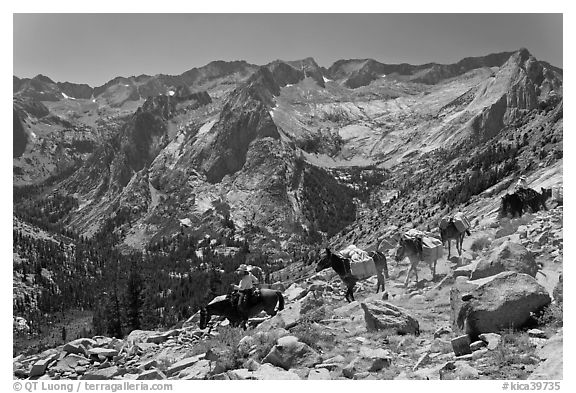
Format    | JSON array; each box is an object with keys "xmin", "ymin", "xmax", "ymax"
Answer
[
  {"xmin": 136, "ymin": 359, "xmax": 158, "ymax": 370},
  {"xmin": 307, "ymin": 368, "xmax": 331, "ymax": 380},
  {"xmin": 52, "ymin": 354, "xmax": 90, "ymax": 372},
  {"xmin": 429, "ymin": 338, "xmax": 453, "ymax": 354},
  {"xmin": 178, "ymin": 359, "xmax": 211, "ymax": 380},
  {"xmin": 528, "ymin": 329, "xmax": 547, "ymax": 339},
  {"xmin": 165, "ymin": 354, "xmax": 205, "ymax": 376},
  {"xmin": 360, "ymin": 300, "xmax": 420, "ymax": 335},
  {"xmin": 433, "ymin": 326, "xmax": 452, "ymax": 339},
  {"xmin": 256, "ymin": 301, "xmax": 302, "ymax": 331},
  {"xmin": 237, "ymin": 335, "xmax": 256, "ymax": 357},
  {"xmin": 146, "ymin": 329, "xmax": 181, "ymax": 344},
  {"xmin": 29, "ymin": 354, "xmax": 59, "ymax": 377},
  {"xmin": 252, "ymin": 363, "xmax": 300, "ymax": 380},
  {"xmin": 359, "ymin": 346, "xmax": 392, "ymax": 371},
  {"xmin": 136, "ymin": 369, "xmax": 167, "ymax": 380},
  {"xmin": 270, "ymin": 281, "xmax": 286, "ymax": 291},
  {"xmin": 451, "ymin": 335, "xmax": 471, "ymax": 356},
  {"xmin": 333, "ymin": 301, "xmax": 362, "ymax": 318},
  {"xmin": 469, "ymin": 340, "xmax": 487, "ymax": 351},
  {"xmin": 87, "ymin": 348, "xmax": 118, "ymax": 358},
  {"xmin": 284, "ymin": 283, "xmax": 307, "ymax": 302},
  {"xmin": 470, "ymin": 241, "xmax": 538, "ymax": 279},
  {"xmin": 342, "ymin": 357, "xmax": 361, "ymax": 379},
  {"xmin": 67, "ymin": 338, "xmax": 97, "ymax": 348},
  {"xmin": 125, "ymin": 330, "xmax": 158, "ymax": 344},
  {"xmin": 80, "ymin": 366, "xmax": 120, "ymax": 380},
  {"xmin": 450, "ymin": 272, "xmax": 551, "ymax": 338},
  {"xmin": 529, "ymin": 330, "xmax": 563, "ymax": 380},
  {"xmin": 63, "ymin": 343, "xmax": 88, "ymax": 356},
  {"xmin": 262, "ymin": 335, "xmax": 321, "ymax": 370},
  {"xmin": 439, "ymin": 361, "xmax": 479, "ymax": 380}
]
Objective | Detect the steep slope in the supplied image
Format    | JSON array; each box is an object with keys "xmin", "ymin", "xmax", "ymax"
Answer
[{"xmin": 14, "ymin": 49, "xmax": 562, "ymax": 255}]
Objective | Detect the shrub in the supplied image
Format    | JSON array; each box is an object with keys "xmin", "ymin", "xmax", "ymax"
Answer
[
  {"xmin": 291, "ymin": 321, "xmax": 334, "ymax": 350},
  {"xmin": 470, "ymin": 236, "xmax": 491, "ymax": 252}
]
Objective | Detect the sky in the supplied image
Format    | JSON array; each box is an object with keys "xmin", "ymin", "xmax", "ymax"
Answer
[{"xmin": 13, "ymin": 13, "xmax": 563, "ymax": 87}]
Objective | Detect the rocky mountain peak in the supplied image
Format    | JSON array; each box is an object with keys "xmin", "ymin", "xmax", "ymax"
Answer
[{"xmin": 32, "ymin": 74, "xmax": 55, "ymax": 84}]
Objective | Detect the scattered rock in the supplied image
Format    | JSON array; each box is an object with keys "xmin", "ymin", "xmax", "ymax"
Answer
[
  {"xmin": 80, "ymin": 366, "xmax": 120, "ymax": 380},
  {"xmin": 359, "ymin": 347, "xmax": 392, "ymax": 371},
  {"xmin": 469, "ymin": 340, "xmax": 487, "ymax": 351},
  {"xmin": 67, "ymin": 338, "xmax": 97, "ymax": 348},
  {"xmin": 284, "ymin": 283, "xmax": 307, "ymax": 302},
  {"xmin": 430, "ymin": 338, "xmax": 453, "ymax": 354},
  {"xmin": 479, "ymin": 333, "xmax": 501, "ymax": 350},
  {"xmin": 87, "ymin": 348, "xmax": 118, "ymax": 358},
  {"xmin": 52, "ymin": 354, "xmax": 89, "ymax": 373},
  {"xmin": 342, "ymin": 357, "xmax": 360, "ymax": 379},
  {"xmin": 433, "ymin": 326, "xmax": 452, "ymax": 339},
  {"xmin": 63, "ymin": 343, "xmax": 88, "ymax": 356},
  {"xmin": 307, "ymin": 368, "xmax": 331, "ymax": 380},
  {"xmin": 262, "ymin": 335, "xmax": 321, "ymax": 370},
  {"xmin": 178, "ymin": 359, "xmax": 211, "ymax": 380},
  {"xmin": 252, "ymin": 364, "xmax": 300, "ymax": 380},
  {"xmin": 137, "ymin": 359, "xmax": 158, "ymax": 370},
  {"xmin": 529, "ymin": 330, "xmax": 562, "ymax": 380},
  {"xmin": 440, "ymin": 360, "xmax": 479, "ymax": 380},
  {"xmin": 451, "ymin": 335, "xmax": 471, "ymax": 356},
  {"xmin": 471, "ymin": 348, "xmax": 489, "ymax": 360},
  {"xmin": 528, "ymin": 329, "xmax": 547, "ymax": 338},
  {"xmin": 165, "ymin": 354, "xmax": 205, "ymax": 376},
  {"xmin": 360, "ymin": 300, "xmax": 420, "ymax": 335},
  {"xmin": 136, "ymin": 369, "xmax": 167, "ymax": 380},
  {"xmin": 29, "ymin": 354, "xmax": 59, "ymax": 377}
]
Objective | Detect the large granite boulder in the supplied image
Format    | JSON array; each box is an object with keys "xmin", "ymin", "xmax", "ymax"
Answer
[
  {"xmin": 262, "ymin": 335, "xmax": 321, "ymax": 370},
  {"xmin": 451, "ymin": 272, "xmax": 551, "ymax": 338},
  {"xmin": 360, "ymin": 300, "xmax": 420, "ymax": 335},
  {"xmin": 470, "ymin": 241, "xmax": 538, "ymax": 280}
]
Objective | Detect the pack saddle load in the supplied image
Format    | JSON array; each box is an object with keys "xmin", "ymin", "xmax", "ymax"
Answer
[
  {"xmin": 337, "ymin": 245, "xmax": 377, "ymax": 280},
  {"xmin": 439, "ymin": 212, "xmax": 471, "ymax": 234},
  {"xmin": 402, "ymin": 228, "xmax": 443, "ymax": 264}
]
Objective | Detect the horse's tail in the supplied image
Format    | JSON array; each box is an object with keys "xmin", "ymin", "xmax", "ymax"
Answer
[{"xmin": 276, "ymin": 291, "xmax": 285, "ymax": 311}]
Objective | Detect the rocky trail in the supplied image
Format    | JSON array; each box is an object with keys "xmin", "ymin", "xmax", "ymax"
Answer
[{"xmin": 13, "ymin": 205, "xmax": 563, "ymax": 380}]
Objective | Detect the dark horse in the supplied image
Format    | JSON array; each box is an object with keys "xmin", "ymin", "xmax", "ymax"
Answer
[
  {"xmin": 199, "ymin": 289, "xmax": 284, "ymax": 330},
  {"xmin": 315, "ymin": 248, "xmax": 389, "ymax": 302},
  {"xmin": 501, "ymin": 187, "xmax": 552, "ymax": 218},
  {"xmin": 440, "ymin": 222, "xmax": 471, "ymax": 258}
]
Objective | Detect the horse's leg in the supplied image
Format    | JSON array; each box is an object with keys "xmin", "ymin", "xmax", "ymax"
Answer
[
  {"xmin": 376, "ymin": 271, "xmax": 384, "ymax": 293},
  {"xmin": 404, "ymin": 264, "xmax": 412, "ymax": 287},
  {"xmin": 447, "ymin": 240, "xmax": 451, "ymax": 258}
]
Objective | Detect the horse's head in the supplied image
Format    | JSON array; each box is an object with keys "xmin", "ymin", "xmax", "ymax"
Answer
[
  {"xmin": 316, "ymin": 248, "xmax": 333, "ymax": 272},
  {"xmin": 394, "ymin": 240, "xmax": 406, "ymax": 262},
  {"xmin": 541, "ymin": 187, "xmax": 552, "ymax": 199},
  {"xmin": 199, "ymin": 307, "xmax": 210, "ymax": 329}
]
